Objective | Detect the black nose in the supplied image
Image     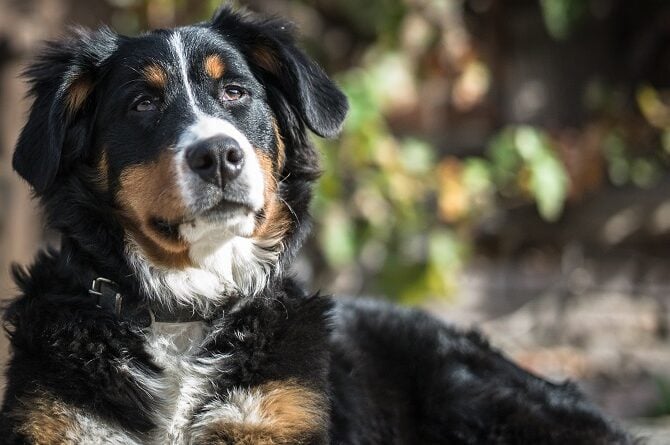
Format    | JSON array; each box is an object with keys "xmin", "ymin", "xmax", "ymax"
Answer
[{"xmin": 186, "ymin": 136, "xmax": 245, "ymax": 185}]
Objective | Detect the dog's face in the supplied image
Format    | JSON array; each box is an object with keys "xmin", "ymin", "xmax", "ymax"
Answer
[
  {"xmin": 97, "ymin": 29, "xmax": 279, "ymax": 268},
  {"xmin": 13, "ymin": 8, "xmax": 347, "ymax": 305}
]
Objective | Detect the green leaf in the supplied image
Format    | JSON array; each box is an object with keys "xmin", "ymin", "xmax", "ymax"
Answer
[
  {"xmin": 319, "ymin": 207, "xmax": 356, "ymax": 268},
  {"xmin": 428, "ymin": 229, "xmax": 463, "ymax": 270},
  {"xmin": 488, "ymin": 128, "xmax": 521, "ymax": 186},
  {"xmin": 631, "ymin": 158, "xmax": 661, "ymax": 189},
  {"xmin": 529, "ymin": 152, "xmax": 569, "ymax": 221},
  {"xmin": 399, "ymin": 138, "xmax": 435, "ymax": 175},
  {"xmin": 515, "ymin": 126, "xmax": 545, "ymax": 161},
  {"xmin": 540, "ymin": 0, "xmax": 587, "ymax": 40},
  {"xmin": 462, "ymin": 158, "xmax": 493, "ymax": 196}
]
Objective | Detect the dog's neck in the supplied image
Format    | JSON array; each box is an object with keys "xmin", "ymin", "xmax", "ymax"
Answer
[
  {"xmin": 36, "ymin": 166, "xmax": 314, "ymax": 316},
  {"xmin": 53, "ymin": 236, "xmax": 217, "ymax": 321},
  {"xmin": 59, "ymin": 227, "xmax": 297, "ymax": 320},
  {"xmin": 124, "ymin": 235, "xmax": 281, "ymax": 316}
]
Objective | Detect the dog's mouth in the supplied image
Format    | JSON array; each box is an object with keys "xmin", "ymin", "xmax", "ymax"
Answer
[
  {"xmin": 200, "ymin": 199, "xmax": 255, "ymax": 220},
  {"xmin": 150, "ymin": 199, "xmax": 256, "ymax": 240}
]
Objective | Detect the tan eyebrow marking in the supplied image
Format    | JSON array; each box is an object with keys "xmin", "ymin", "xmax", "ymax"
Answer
[
  {"xmin": 252, "ymin": 46, "xmax": 280, "ymax": 74},
  {"xmin": 143, "ymin": 63, "xmax": 168, "ymax": 89},
  {"xmin": 204, "ymin": 54, "xmax": 226, "ymax": 80},
  {"xmin": 66, "ymin": 77, "xmax": 93, "ymax": 115}
]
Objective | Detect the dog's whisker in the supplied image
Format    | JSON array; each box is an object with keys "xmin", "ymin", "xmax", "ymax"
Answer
[
  {"xmin": 279, "ymin": 196, "xmax": 299, "ymax": 224},
  {"xmin": 278, "ymin": 172, "xmax": 292, "ymax": 184}
]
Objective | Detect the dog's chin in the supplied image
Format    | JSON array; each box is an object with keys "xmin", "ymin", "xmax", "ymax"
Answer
[
  {"xmin": 176, "ymin": 204, "xmax": 256, "ymax": 259},
  {"xmin": 203, "ymin": 203, "xmax": 256, "ymax": 229}
]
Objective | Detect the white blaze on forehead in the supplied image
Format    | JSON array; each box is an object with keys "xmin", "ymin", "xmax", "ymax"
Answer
[{"xmin": 170, "ymin": 32, "xmax": 198, "ymax": 113}]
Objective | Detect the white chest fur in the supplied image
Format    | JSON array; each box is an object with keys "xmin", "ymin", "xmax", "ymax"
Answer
[{"xmin": 141, "ymin": 321, "xmax": 216, "ymax": 445}]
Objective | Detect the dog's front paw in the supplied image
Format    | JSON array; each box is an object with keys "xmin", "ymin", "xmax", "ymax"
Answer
[{"xmin": 190, "ymin": 380, "xmax": 328, "ymax": 445}]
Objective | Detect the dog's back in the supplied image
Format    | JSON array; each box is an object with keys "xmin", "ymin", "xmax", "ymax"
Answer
[{"xmin": 329, "ymin": 299, "xmax": 632, "ymax": 444}]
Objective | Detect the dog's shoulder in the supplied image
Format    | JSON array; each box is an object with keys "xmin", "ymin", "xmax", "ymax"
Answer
[
  {"xmin": 2, "ymin": 250, "xmax": 162, "ymax": 439},
  {"xmin": 204, "ymin": 280, "xmax": 333, "ymax": 386}
]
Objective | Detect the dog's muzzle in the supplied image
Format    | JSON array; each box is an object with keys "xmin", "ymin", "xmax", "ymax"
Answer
[{"xmin": 175, "ymin": 116, "xmax": 265, "ymax": 219}]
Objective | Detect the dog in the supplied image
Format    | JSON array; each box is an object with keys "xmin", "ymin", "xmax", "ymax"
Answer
[{"xmin": 0, "ymin": 6, "xmax": 634, "ymax": 445}]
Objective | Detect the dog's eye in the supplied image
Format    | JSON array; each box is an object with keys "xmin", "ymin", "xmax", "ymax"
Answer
[
  {"xmin": 133, "ymin": 96, "xmax": 159, "ymax": 112},
  {"xmin": 221, "ymin": 85, "xmax": 246, "ymax": 102}
]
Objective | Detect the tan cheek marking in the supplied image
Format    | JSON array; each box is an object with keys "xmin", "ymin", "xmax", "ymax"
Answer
[
  {"xmin": 116, "ymin": 152, "xmax": 192, "ymax": 269},
  {"xmin": 201, "ymin": 381, "xmax": 327, "ymax": 445},
  {"xmin": 253, "ymin": 150, "xmax": 292, "ymax": 243},
  {"xmin": 65, "ymin": 77, "xmax": 92, "ymax": 116},
  {"xmin": 143, "ymin": 63, "xmax": 167, "ymax": 89},
  {"xmin": 204, "ymin": 54, "xmax": 226, "ymax": 80},
  {"xmin": 273, "ymin": 119, "xmax": 286, "ymax": 171},
  {"xmin": 95, "ymin": 149, "xmax": 109, "ymax": 191},
  {"xmin": 12, "ymin": 394, "xmax": 78, "ymax": 445},
  {"xmin": 256, "ymin": 151, "xmax": 275, "ymax": 201}
]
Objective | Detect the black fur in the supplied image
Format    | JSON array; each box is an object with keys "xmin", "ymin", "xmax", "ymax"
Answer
[
  {"xmin": 329, "ymin": 300, "xmax": 633, "ymax": 444},
  {"xmin": 2, "ymin": 6, "xmax": 634, "ymax": 445},
  {"xmin": 13, "ymin": 28, "xmax": 118, "ymax": 194},
  {"xmin": 210, "ymin": 7, "xmax": 348, "ymax": 139}
]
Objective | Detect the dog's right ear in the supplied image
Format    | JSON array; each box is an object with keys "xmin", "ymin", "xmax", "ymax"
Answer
[
  {"xmin": 13, "ymin": 28, "xmax": 117, "ymax": 194},
  {"xmin": 210, "ymin": 7, "xmax": 348, "ymax": 139}
]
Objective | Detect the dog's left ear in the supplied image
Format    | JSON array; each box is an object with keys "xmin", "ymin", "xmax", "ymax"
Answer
[{"xmin": 211, "ymin": 7, "xmax": 348, "ymax": 138}]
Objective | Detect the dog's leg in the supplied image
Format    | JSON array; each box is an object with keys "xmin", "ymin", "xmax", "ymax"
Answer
[
  {"xmin": 188, "ymin": 291, "xmax": 332, "ymax": 445},
  {"xmin": 189, "ymin": 380, "xmax": 327, "ymax": 445},
  {"xmin": 1, "ymin": 391, "xmax": 143, "ymax": 445}
]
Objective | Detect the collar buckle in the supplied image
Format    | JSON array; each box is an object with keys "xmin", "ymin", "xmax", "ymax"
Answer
[{"xmin": 89, "ymin": 277, "xmax": 123, "ymax": 317}]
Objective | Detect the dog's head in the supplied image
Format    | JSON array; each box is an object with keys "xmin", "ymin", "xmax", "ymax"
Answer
[{"xmin": 13, "ymin": 7, "xmax": 347, "ymax": 308}]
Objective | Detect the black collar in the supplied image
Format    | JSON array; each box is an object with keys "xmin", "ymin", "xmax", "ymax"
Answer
[{"xmin": 89, "ymin": 277, "xmax": 206, "ymax": 328}]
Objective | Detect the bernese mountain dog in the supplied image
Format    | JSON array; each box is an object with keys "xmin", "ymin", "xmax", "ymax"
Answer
[{"xmin": 0, "ymin": 6, "xmax": 634, "ymax": 445}]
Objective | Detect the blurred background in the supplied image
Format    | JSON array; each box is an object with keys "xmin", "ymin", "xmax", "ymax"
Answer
[{"xmin": 1, "ymin": 0, "xmax": 670, "ymax": 440}]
